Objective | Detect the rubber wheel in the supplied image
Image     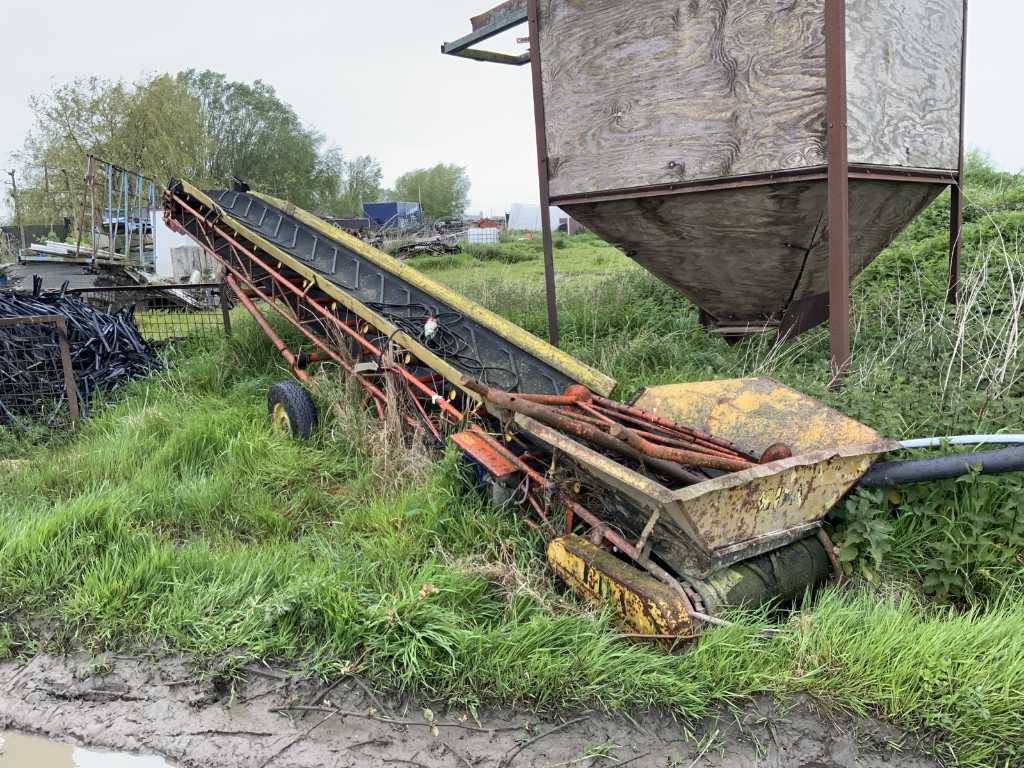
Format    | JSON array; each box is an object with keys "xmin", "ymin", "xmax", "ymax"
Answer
[{"xmin": 267, "ymin": 381, "xmax": 318, "ymax": 440}]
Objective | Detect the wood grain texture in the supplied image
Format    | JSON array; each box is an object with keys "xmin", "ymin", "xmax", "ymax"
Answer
[
  {"xmin": 564, "ymin": 184, "xmax": 825, "ymax": 320},
  {"xmin": 540, "ymin": 0, "xmax": 828, "ymax": 198},
  {"xmin": 471, "ymin": 0, "xmax": 526, "ymax": 30},
  {"xmin": 563, "ymin": 179, "xmax": 940, "ymax": 320},
  {"xmin": 793, "ymin": 179, "xmax": 943, "ymax": 299},
  {"xmin": 846, "ymin": 0, "xmax": 963, "ymax": 169}
]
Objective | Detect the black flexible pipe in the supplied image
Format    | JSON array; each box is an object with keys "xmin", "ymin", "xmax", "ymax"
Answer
[{"xmin": 857, "ymin": 446, "xmax": 1024, "ymax": 488}]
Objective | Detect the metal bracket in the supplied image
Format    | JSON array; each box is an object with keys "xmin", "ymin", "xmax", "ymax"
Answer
[
  {"xmin": 441, "ymin": 1, "xmax": 529, "ymax": 66},
  {"xmin": 634, "ymin": 510, "xmax": 661, "ymax": 560}
]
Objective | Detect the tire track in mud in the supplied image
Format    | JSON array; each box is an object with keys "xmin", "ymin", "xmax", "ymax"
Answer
[{"xmin": 0, "ymin": 653, "xmax": 939, "ymax": 768}]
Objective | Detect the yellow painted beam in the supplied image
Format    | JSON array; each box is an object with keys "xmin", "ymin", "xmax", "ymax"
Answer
[
  {"xmin": 251, "ymin": 190, "xmax": 616, "ymax": 397},
  {"xmin": 178, "ymin": 182, "xmax": 476, "ymax": 397},
  {"xmin": 547, "ymin": 535, "xmax": 693, "ymax": 637}
]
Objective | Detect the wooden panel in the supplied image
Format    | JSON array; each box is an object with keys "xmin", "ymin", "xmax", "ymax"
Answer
[
  {"xmin": 846, "ymin": 0, "xmax": 963, "ymax": 170},
  {"xmin": 540, "ymin": 0, "xmax": 828, "ymax": 198},
  {"xmin": 472, "ymin": 0, "xmax": 526, "ymax": 30},
  {"xmin": 564, "ymin": 183, "xmax": 826, "ymax": 320},
  {"xmin": 564, "ymin": 179, "xmax": 940, "ymax": 321},
  {"xmin": 793, "ymin": 179, "xmax": 943, "ymax": 299}
]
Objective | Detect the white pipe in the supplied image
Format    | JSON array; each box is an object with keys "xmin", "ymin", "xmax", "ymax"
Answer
[{"xmin": 899, "ymin": 434, "xmax": 1024, "ymax": 450}]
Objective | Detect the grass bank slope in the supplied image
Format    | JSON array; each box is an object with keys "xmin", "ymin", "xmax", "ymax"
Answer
[{"xmin": 2, "ymin": 157, "xmax": 1023, "ymax": 767}]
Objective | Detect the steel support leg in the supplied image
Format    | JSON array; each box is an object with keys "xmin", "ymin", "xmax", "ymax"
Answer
[
  {"xmin": 825, "ymin": 0, "xmax": 850, "ymax": 388},
  {"xmin": 527, "ymin": 0, "xmax": 560, "ymax": 348},
  {"xmin": 947, "ymin": 184, "xmax": 962, "ymax": 305}
]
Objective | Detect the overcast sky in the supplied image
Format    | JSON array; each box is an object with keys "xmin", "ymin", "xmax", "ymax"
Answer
[{"xmin": 1, "ymin": 1, "xmax": 1020, "ymax": 216}]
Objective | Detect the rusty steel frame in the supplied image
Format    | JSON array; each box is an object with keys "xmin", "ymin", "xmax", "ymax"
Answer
[
  {"xmin": 825, "ymin": 0, "xmax": 851, "ymax": 386},
  {"xmin": 162, "ymin": 187, "xmax": 734, "ymax": 622},
  {"xmin": 948, "ymin": 0, "xmax": 969, "ymax": 306},
  {"xmin": 442, "ymin": 3, "xmax": 969, "ymax": 383},
  {"xmin": 548, "ymin": 163, "xmax": 956, "ymax": 208},
  {"xmin": 441, "ymin": 0, "xmax": 529, "ymax": 66},
  {"xmin": 502, "ymin": 2, "xmax": 966, "ymax": 383},
  {"xmin": 526, "ymin": 0, "xmax": 560, "ymax": 348}
]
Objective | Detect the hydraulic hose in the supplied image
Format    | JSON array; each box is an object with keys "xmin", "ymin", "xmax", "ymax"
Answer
[
  {"xmin": 899, "ymin": 434, "xmax": 1024, "ymax": 449},
  {"xmin": 857, "ymin": 445, "xmax": 1024, "ymax": 488}
]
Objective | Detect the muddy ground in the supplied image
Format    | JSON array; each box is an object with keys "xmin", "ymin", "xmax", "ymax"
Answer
[{"xmin": 0, "ymin": 653, "xmax": 940, "ymax": 768}]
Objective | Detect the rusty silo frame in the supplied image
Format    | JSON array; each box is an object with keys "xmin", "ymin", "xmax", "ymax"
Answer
[
  {"xmin": 442, "ymin": 0, "xmax": 969, "ymax": 382},
  {"xmin": 526, "ymin": 0, "xmax": 560, "ymax": 348},
  {"xmin": 824, "ymin": 0, "xmax": 852, "ymax": 383}
]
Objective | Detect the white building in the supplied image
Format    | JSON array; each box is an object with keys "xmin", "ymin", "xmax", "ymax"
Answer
[{"xmin": 507, "ymin": 203, "xmax": 580, "ymax": 233}]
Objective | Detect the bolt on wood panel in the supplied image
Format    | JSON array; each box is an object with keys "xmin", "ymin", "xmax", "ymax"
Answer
[
  {"xmin": 846, "ymin": 0, "xmax": 964, "ymax": 170},
  {"xmin": 540, "ymin": 0, "xmax": 829, "ymax": 198}
]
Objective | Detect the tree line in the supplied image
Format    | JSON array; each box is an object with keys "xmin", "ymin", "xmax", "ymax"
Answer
[{"xmin": 5, "ymin": 71, "xmax": 470, "ymax": 225}]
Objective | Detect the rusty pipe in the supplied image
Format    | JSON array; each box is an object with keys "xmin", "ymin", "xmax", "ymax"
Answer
[
  {"xmin": 465, "ymin": 380, "xmax": 704, "ymax": 486},
  {"xmin": 512, "ymin": 384, "xmax": 594, "ymax": 407},
  {"xmin": 505, "ymin": 386, "xmax": 752, "ymax": 472},
  {"xmin": 227, "ymin": 275, "xmax": 308, "ymax": 383},
  {"xmin": 591, "ymin": 396, "xmax": 758, "ymax": 460},
  {"xmin": 574, "ymin": 402, "xmax": 743, "ymax": 461},
  {"xmin": 586, "ymin": 403, "xmax": 746, "ymax": 459},
  {"xmin": 513, "ymin": 392, "xmax": 585, "ymax": 407},
  {"xmin": 605, "ymin": 424, "xmax": 753, "ymax": 473},
  {"xmin": 517, "ymin": 395, "xmax": 736, "ymax": 463},
  {"xmin": 223, "ymin": 259, "xmax": 389, "ymax": 405}
]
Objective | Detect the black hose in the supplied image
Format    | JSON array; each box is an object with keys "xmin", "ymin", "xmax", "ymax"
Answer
[{"xmin": 857, "ymin": 446, "xmax": 1024, "ymax": 488}]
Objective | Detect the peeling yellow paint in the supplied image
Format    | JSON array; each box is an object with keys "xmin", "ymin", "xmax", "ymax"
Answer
[
  {"xmin": 250, "ymin": 190, "xmax": 616, "ymax": 397},
  {"xmin": 547, "ymin": 535, "xmax": 692, "ymax": 636},
  {"xmin": 634, "ymin": 377, "xmax": 898, "ymax": 456}
]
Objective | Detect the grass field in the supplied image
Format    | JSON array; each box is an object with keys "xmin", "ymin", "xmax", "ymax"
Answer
[{"xmin": 1, "ymin": 156, "xmax": 1022, "ymax": 766}]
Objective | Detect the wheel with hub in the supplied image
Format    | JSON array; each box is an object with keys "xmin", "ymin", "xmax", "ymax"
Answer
[{"xmin": 267, "ymin": 381, "xmax": 318, "ymax": 439}]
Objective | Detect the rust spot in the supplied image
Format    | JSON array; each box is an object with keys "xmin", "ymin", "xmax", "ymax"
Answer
[
  {"xmin": 760, "ymin": 443, "xmax": 794, "ymax": 463},
  {"xmin": 563, "ymin": 384, "xmax": 593, "ymax": 403}
]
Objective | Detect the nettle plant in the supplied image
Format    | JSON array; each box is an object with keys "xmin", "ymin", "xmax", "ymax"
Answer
[
  {"xmin": 833, "ymin": 472, "xmax": 1024, "ymax": 603},
  {"xmin": 831, "ymin": 487, "xmax": 895, "ymax": 583}
]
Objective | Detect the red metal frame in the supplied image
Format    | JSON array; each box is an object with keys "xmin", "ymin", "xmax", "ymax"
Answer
[
  {"xmin": 163, "ymin": 189, "xmax": 721, "ymax": 616},
  {"xmin": 164, "ymin": 187, "xmax": 851, "ymax": 628}
]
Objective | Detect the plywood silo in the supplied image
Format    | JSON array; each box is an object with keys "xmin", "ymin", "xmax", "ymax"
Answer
[{"xmin": 442, "ymin": 0, "xmax": 967, "ymax": 377}]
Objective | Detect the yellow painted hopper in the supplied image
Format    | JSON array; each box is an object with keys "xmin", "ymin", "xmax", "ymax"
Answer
[{"xmin": 524, "ymin": 378, "xmax": 896, "ymax": 621}]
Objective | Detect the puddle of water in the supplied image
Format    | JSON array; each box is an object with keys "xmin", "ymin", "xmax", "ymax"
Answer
[{"xmin": 0, "ymin": 732, "xmax": 171, "ymax": 767}]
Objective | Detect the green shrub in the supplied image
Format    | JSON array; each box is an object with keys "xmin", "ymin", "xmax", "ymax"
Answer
[
  {"xmin": 834, "ymin": 471, "xmax": 1024, "ymax": 603},
  {"xmin": 463, "ymin": 243, "xmax": 539, "ymax": 264}
]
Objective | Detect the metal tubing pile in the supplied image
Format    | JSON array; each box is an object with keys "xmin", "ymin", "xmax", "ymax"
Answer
[
  {"xmin": 0, "ymin": 318, "xmax": 68, "ymax": 424},
  {"xmin": 465, "ymin": 380, "xmax": 773, "ymax": 487},
  {"xmin": 0, "ymin": 277, "xmax": 161, "ymax": 421}
]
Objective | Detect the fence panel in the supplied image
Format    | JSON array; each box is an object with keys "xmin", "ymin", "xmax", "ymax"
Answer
[
  {"xmin": 66, "ymin": 283, "xmax": 231, "ymax": 343},
  {"xmin": 0, "ymin": 314, "xmax": 79, "ymax": 425}
]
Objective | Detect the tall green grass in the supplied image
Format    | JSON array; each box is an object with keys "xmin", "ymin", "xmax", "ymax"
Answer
[{"xmin": 1, "ymin": 156, "xmax": 1023, "ymax": 766}]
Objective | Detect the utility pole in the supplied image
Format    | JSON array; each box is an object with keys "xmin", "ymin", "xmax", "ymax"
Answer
[
  {"xmin": 61, "ymin": 168, "xmax": 74, "ymax": 242},
  {"xmin": 7, "ymin": 170, "xmax": 27, "ymax": 251}
]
